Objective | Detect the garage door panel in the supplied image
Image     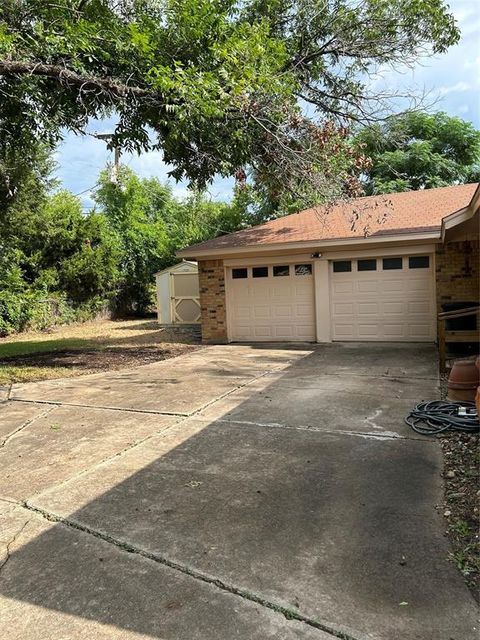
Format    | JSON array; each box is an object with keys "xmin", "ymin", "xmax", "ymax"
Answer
[
  {"xmin": 334, "ymin": 302, "xmax": 354, "ymax": 315},
  {"xmin": 274, "ymin": 325, "xmax": 294, "ymax": 338},
  {"xmin": 273, "ymin": 304, "xmax": 294, "ymax": 318},
  {"xmin": 380, "ymin": 279, "xmax": 403, "ymax": 292},
  {"xmin": 335, "ymin": 324, "xmax": 356, "ymax": 337},
  {"xmin": 331, "ymin": 255, "xmax": 434, "ymax": 342},
  {"xmin": 332, "ymin": 281, "xmax": 354, "ymax": 294},
  {"xmin": 358, "ymin": 323, "xmax": 380, "ymax": 337},
  {"xmin": 296, "ymin": 303, "xmax": 313, "ymax": 317},
  {"xmin": 253, "ymin": 306, "xmax": 271, "ymax": 319},
  {"xmin": 253, "ymin": 326, "xmax": 273, "ymax": 338},
  {"xmin": 356, "ymin": 281, "xmax": 378, "ymax": 293},
  {"xmin": 236, "ymin": 306, "xmax": 252, "ymax": 319},
  {"xmin": 229, "ymin": 264, "xmax": 315, "ymax": 342},
  {"xmin": 383, "ymin": 324, "xmax": 406, "ymax": 338},
  {"xmin": 383, "ymin": 301, "xmax": 404, "ymax": 314},
  {"xmin": 357, "ymin": 302, "xmax": 379, "ymax": 315}
]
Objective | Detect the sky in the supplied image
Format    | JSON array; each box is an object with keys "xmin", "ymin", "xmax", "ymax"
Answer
[{"xmin": 54, "ymin": 0, "xmax": 480, "ymax": 210}]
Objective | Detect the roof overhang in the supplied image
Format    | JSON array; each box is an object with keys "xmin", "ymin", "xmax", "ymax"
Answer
[
  {"xmin": 440, "ymin": 184, "xmax": 480, "ymax": 242},
  {"xmin": 177, "ymin": 230, "xmax": 441, "ymax": 260}
]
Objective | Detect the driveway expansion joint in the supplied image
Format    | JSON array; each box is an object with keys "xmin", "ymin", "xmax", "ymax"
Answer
[
  {"xmin": 19, "ymin": 500, "xmax": 362, "ymax": 640},
  {"xmin": 8, "ymin": 367, "xmax": 277, "ymax": 417},
  {"xmin": 7, "ymin": 397, "xmax": 191, "ymax": 417}
]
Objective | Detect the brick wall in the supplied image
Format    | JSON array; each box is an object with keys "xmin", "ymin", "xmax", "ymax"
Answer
[
  {"xmin": 436, "ymin": 238, "xmax": 480, "ymax": 312},
  {"xmin": 198, "ymin": 259, "xmax": 228, "ymax": 343}
]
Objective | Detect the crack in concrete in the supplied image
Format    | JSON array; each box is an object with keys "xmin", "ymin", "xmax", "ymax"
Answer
[
  {"xmin": 0, "ymin": 519, "xmax": 31, "ymax": 575},
  {"xmin": 18, "ymin": 500, "xmax": 361, "ymax": 640},
  {"xmin": 214, "ymin": 417, "xmax": 434, "ymax": 443},
  {"xmin": 0, "ymin": 405, "xmax": 56, "ymax": 449},
  {"xmin": 262, "ymin": 370, "xmax": 439, "ymax": 382}
]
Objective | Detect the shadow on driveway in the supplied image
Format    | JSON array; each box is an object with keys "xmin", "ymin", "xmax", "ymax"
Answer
[{"xmin": 0, "ymin": 343, "xmax": 477, "ymax": 640}]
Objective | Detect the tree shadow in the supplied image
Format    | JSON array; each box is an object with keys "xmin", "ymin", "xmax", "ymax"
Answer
[{"xmin": 0, "ymin": 344, "xmax": 475, "ymax": 639}]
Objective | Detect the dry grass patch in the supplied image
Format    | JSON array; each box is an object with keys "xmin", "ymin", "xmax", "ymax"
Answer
[{"xmin": 0, "ymin": 319, "xmax": 200, "ymax": 385}]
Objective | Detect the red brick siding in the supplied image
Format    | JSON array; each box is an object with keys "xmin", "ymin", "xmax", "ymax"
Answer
[
  {"xmin": 436, "ymin": 238, "xmax": 480, "ymax": 312},
  {"xmin": 198, "ymin": 259, "xmax": 228, "ymax": 344}
]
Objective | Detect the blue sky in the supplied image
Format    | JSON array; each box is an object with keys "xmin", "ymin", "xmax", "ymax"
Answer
[{"xmin": 54, "ymin": 0, "xmax": 480, "ymax": 210}]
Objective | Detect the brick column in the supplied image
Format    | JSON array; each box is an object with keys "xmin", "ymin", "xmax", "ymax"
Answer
[
  {"xmin": 436, "ymin": 239, "xmax": 480, "ymax": 313},
  {"xmin": 198, "ymin": 259, "xmax": 228, "ymax": 344}
]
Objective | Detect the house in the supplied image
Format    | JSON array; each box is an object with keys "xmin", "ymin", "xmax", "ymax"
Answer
[{"xmin": 178, "ymin": 184, "xmax": 480, "ymax": 344}]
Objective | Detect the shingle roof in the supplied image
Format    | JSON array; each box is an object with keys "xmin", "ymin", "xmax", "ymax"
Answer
[{"xmin": 181, "ymin": 183, "xmax": 478, "ymax": 254}]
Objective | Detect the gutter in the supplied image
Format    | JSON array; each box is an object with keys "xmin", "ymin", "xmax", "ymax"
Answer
[{"xmin": 177, "ymin": 230, "xmax": 441, "ymax": 260}]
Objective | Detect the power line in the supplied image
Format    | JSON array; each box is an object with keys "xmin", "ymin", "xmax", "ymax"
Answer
[{"xmin": 74, "ymin": 182, "xmax": 99, "ymax": 197}]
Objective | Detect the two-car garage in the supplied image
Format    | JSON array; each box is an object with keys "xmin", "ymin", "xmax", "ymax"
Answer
[
  {"xmin": 226, "ymin": 252, "xmax": 435, "ymax": 343},
  {"xmin": 179, "ymin": 184, "xmax": 478, "ymax": 345}
]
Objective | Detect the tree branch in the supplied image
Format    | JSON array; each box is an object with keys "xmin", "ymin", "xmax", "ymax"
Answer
[{"xmin": 0, "ymin": 60, "xmax": 151, "ymax": 99}]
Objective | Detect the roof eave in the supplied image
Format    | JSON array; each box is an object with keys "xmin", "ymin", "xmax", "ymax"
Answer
[
  {"xmin": 440, "ymin": 186, "xmax": 480, "ymax": 241},
  {"xmin": 177, "ymin": 230, "xmax": 441, "ymax": 260}
]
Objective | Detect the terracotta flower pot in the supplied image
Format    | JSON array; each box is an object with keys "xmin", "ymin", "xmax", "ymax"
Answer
[{"xmin": 447, "ymin": 358, "xmax": 480, "ymax": 402}]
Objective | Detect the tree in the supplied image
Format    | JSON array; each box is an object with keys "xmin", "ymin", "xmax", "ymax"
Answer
[
  {"xmin": 94, "ymin": 167, "xmax": 174, "ymax": 314},
  {"xmin": 94, "ymin": 165, "xmax": 253, "ymax": 314},
  {"xmin": 0, "ymin": 0, "xmax": 459, "ymax": 205},
  {"xmin": 0, "ymin": 142, "xmax": 121, "ymax": 333},
  {"xmin": 357, "ymin": 112, "xmax": 480, "ymax": 194}
]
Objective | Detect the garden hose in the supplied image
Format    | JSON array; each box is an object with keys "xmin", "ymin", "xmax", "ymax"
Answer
[{"xmin": 405, "ymin": 400, "xmax": 479, "ymax": 435}]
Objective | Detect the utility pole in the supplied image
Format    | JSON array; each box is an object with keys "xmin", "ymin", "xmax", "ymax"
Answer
[{"xmin": 92, "ymin": 132, "xmax": 121, "ymax": 184}]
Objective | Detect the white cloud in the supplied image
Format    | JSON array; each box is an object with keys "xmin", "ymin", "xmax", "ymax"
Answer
[{"xmin": 437, "ymin": 81, "xmax": 472, "ymax": 96}]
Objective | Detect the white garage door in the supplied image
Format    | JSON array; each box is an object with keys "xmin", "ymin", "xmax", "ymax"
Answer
[
  {"xmin": 228, "ymin": 263, "xmax": 315, "ymax": 341},
  {"xmin": 331, "ymin": 255, "xmax": 435, "ymax": 341}
]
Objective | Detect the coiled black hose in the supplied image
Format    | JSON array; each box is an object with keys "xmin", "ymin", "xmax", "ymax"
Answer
[{"xmin": 405, "ymin": 400, "xmax": 479, "ymax": 435}]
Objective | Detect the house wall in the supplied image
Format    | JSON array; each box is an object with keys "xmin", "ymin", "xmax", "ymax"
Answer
[
  {"xmin": 436, "ymin": 235, "xmax": 480, "ymax": 312},
  {"xmin": 198, "ymin": 259, "xmax": 227, "ymax": 343}
]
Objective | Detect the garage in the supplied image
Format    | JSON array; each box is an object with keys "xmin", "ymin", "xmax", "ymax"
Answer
[
  {"xmin": 227, "ymin": 262, "xmax": 315, "ymax": 341},
  {"xmin": 330, "ymin": 254, "xmax": 435, "ymax": 341},
  {"xmin": 178, "ymin": 184, "xmax": 477, "ymax": 345}
]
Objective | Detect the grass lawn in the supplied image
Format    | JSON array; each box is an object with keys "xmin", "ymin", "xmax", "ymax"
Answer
[{"xmin": 0, "ymin": 319, "xmax": 200, "ymax": 385}]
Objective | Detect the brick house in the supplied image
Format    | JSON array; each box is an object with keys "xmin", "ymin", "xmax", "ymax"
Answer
[{"xmin": 178, "ymin": 184, "xmax": 480, "ymax": 344}]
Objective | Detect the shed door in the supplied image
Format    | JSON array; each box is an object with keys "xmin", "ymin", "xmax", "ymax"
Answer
[
  {"xmin": 330, "ymin": 255, "xmax": 435, "ymax": 341},
  {"xmin": 228, "ymin": 263, "xmax": 315, "ymax": 341},
  {"xmin": 171, "ymin": 273, "xmax": 201, "ymax": 323}
]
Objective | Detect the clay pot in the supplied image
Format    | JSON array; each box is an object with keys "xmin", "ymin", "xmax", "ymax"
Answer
[{"xmin": 447, "ymin": 358, "xmax": 480, "ymax": 402}]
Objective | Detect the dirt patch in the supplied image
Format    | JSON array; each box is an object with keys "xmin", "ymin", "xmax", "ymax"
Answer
[
  {"xmin": 440, "ymin": 431, "xmax": 480, "ymax": 601},
  {"xmin": 0, "ymin": 344, "xmax": 200, "ymax": 373}
]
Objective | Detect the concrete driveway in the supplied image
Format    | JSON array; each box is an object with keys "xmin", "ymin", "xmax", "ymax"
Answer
[{"xmin": 0, "ymin": 343, "xmax": 477, "ymax": 640}]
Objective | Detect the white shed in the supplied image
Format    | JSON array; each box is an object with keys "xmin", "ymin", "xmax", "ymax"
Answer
[{"xmin": 155, "ymin": 261, "xmax": 201, "ymax": 325}]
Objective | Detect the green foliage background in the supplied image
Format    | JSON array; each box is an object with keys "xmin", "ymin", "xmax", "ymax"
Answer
[
  {"xmin": 357, "ymin": 112, "xmax": 480, "ymax": 194},
  {"xmin": 0, "ymin": 146, "xmax": 256, "ymax": 334}
]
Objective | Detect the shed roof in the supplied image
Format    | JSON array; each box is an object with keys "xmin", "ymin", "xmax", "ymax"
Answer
[{"xmin": 154, "ymin": 260, "xmax": 197, "ymax": 276}]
